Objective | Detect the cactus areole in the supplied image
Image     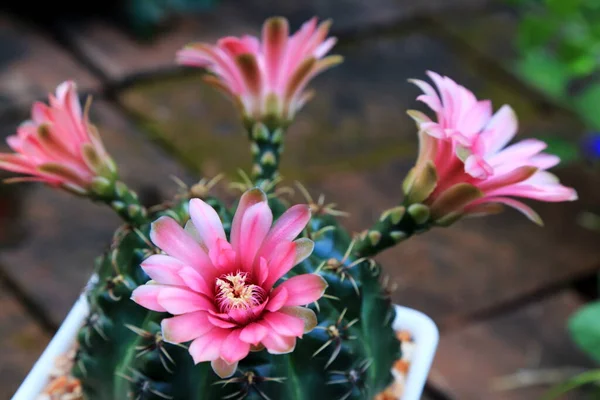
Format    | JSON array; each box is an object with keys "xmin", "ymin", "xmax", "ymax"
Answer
[{"xmin": 1, "ymin": 15, "xmax": 578, "ymax": 400}]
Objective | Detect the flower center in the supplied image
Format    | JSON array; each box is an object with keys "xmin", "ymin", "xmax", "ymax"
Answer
[{"xmin": 215, "ymin": 271, "xmax": 266, "ymax": 312}]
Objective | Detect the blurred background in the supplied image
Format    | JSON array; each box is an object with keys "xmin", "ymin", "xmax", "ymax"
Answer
[{"xmin": 1, "ymin": 0, "xmax": 600, "ymax": 399}]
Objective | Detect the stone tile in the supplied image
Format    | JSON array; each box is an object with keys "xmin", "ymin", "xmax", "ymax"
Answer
[
  {"xmin": 116, "ymin": 31, "xmax": 600, "ymax": 323},
  {"xmin": 0, "ymin": 281, "xmax": 50, "ymax": 398},
  {"xmin": 61, "ymin": 0, "xmax": 491, "ymax": 81},
  {"xmin": 431, "ymin": 291, "xmax": 593, "ymax": 400},
  {"xmin": 0, "ymin": 15, "xmax": 98, "ymax": 112},
  {"xmin": 0, "ymin": 99, "xmax": 195, "ymax": 325}
]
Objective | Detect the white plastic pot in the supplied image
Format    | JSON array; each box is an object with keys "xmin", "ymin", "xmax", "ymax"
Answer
[{"xmin": 12, "ymin": 298, "xmax": 438, "ymax": 400}]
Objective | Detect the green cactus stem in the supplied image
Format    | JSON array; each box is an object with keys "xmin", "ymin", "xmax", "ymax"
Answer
[
  {"xmin": 247, "ymin": 121, "xmax": 285, "ymax": 187},
  {"xmin": 73, "ymin": 194, "xmax": 401, "ymax": 400},
  {"xmin": 91, "ymin": 178, "xmax": 149, "ymax": 227},
  {"xmin": 353, "ymin": 204, "xmax": 433, "ymax": 257}
]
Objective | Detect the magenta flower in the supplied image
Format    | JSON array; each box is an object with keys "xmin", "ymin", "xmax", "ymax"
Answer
[
  {"xmin": 131, "ymin": 188, "xmax": 326, "ymax": 378},
  {"xmin": 405, "ymin": 71, "xmax": 577, "ymax": 224},
  {"xmin": 176, "ymin": 17, "xmax": 342, "ymax": 122},
  {"xmin": 0, "ymin": 81, "xmax": 116, "ymax": 195}
]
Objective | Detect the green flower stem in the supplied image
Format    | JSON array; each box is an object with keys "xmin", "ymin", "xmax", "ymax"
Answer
[
  {"xmin": 92, "ymin": 179, "xmax": 149, "ymax": 227},
  {"xmin": 353, "ymin": 203, "xmax": 432, "ymax": 257},
  {"xmin": 247, "ymin": 122, "xmax": 284, "ymax": 187}
]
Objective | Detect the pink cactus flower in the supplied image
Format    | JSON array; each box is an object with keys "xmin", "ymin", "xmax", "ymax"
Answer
[
  {"xmin": 0, "ymin": 81, "xmax": 116, "ymax": 195},
  {"xmin": 177, "ymin": 17, "xmax": 342, "ymax": 122},
  {"xmin": 405, "ymin": 71, "xmax": 577, "ymax": 225},
  {"xmin": 131, "ymin": 188, "xmax": 326, "ymax": 378}
]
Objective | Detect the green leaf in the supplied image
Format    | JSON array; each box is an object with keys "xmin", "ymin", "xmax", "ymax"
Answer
[
  {"xmin": 542, "ymin": 369, "xmax": 600, "ymax": 400},
  {"xmin": 545, "ymin": 0, "xmax": 581, "ymax": 16},
  {"xmin": 568, "ymin": 300, "xmax": 600, "ymax": 362},
  {"xmin": 517, "ymin": 15, "xmax": 558, "ymax": 51},
  {"xmin": 574, "ymin": 82, "xmax": 600, "ymax": 129},
  {"xmin": 515, "ymin": 50, "xmax": 569, "ymax": 99},
  {"xmin": 537, "ymin": 136, "xmax": 582, "ymax": 164}
]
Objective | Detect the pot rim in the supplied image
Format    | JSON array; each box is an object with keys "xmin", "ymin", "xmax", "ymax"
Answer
[{"xmin": 12, "ymin": 297, "xmax": 439, "ymax": 400}]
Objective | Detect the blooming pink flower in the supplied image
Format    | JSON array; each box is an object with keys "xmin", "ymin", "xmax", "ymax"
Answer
[
  {"xmin": 0, "ymin": 81, "xmax": 116, "ymax": 195},
  {"xmin": 405, "ymin": 71, "xmax": 577, "ymax": 224},
  {"xmin": 131, "ymin": 188, "xmax": 326, "ymax": 378},
  {"xmin": 177, "ymin": 17, "xmax": 342, "ymax": 122}
]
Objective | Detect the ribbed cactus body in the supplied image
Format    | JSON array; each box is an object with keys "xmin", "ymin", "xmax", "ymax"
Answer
[{"xmin": 73, "ymin": 195, "xmax": 400, "ymax": 399}]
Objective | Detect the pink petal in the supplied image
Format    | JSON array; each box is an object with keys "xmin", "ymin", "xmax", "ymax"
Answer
[
  {"xmin": 157, "ymin": 287, "xmax": 214, "ymax": 314},
  {"xmin": 220, "ymin": 330, "xmax": 251, "ymax": 364},
  {"xmin": 150, "ymin": 216, "xmax": 214, "ymax": 272},
  {"xmin": 237, "ymin": 201, "xmax": 273, "ymax": 271},
  {"xmin": 464, "ymin": 154, "xmax": 494, "ymax": 179},
  {"xmin": 293, "ymin": 238, "xmax": 314, "ymax": 266},
  {"xmin": 274, "ymin": 274, "xmax": 328, "ymax": 307},
  {"xmin": 487, "ymin": 139, "xmax": 547, "ymax": 168},
  {"xmin": 280, "ymin": 306, "xmax": 318, "ymax": 333},
  {"xmin": 227, "ymin": 306, "xmax": 258, "ymax": 326},
  {"xmin": 266, "ymin": 287, "xmax": 288, "ymax": 312},
  {"xmin": 161, "ymin": 311, "xmax": 213, "ymax": 343},
  {"xmin": 262, "ymin": 311, "xmax": 305, "ymax": 337},
  {"xmin": 230, "ymin": 188, "xmax": 268, "ymax": 259},
  {"xmin": 476, "ymin": 197, "xmax": 543, "ymax": 226},
  {"xmin": 239, "ymin": 323, "xmax": 268, "ymax": 345},
  {"xmin": 529, "ymin": 153, "xmax": 560, "ymax": 170},
  {"xmin": 207, "ymin": 314, "xmax": 237, "ymax": 329},
  {"xmin": 259, "ymin": 204, "xmax": 311, "ymax": 258},
  {"xmin": 262, "ymin": 331, "xmax": 296, "ymax": 355},
  {"xmin": 262, "ymin": 241, "xmax": 296, "ymax": 290},
  {"xmin": 482, "ymin": 105, "xmax": 518, "ymax": 156},
  {"xmin": 178, "ymin": 266, "xmax": 212, "ymax": 296},
  {"xmin": 141, "ymin": 254, "xmax": 187, "ymax": 286},
  {"xmin": 211, "ymin": 359, "xmax": 238, "ymax": 379},
  {"xmin": 189, "ymin": 198, "xmax": 226, "ymax": 252},
  {"xmin": 189, "ymin": 328, "xmax": 229, "ymax": 363},
  {"xmin": 263, "ymin": 17, "xmax": 289, "ymax": 89},
  {"xmin": 257, "ymin": 257, "xmax": 269, "ymax": 286},
  {"xmin": 477, "ymin": 166, "xmax": 538, "ymax": 193},
  {"xmin": 131, "ymin": 283, "xmax": 167, "ymax": 312}
]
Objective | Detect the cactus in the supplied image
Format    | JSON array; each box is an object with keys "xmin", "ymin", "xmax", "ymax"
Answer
[
  {"xmin": 0, "ymin": 14, "xmax": 579, "ymax": 400},
  {"xmin": 72, "ymin": 189, "xmax": 400, "ymax": 399}
]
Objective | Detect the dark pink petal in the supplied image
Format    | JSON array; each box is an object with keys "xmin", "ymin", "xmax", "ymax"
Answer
[
  {"xmin": 220, "ymin": 330, "xmax": 251, "ymax": 364},
  {"xmin": 227, "ymin": 307, "xmax": 257, "ymax": 326},
  {"xmin": 470, "ymin": 197, "xmax": 543, "ymax": 226},
  {"xmin": 189, "ymin": 328, "xmax": 229, "ymax": 363},
  {"xmin": 257, "ymin": 257, "xmax": 269, "ymax": 286},
  {"xmin": 262, "ymin": 241, "xmax": 296, "ymax": 290},
  {"xmin": 150, "ymin": 216, "xmax": 214, "ymax": 273},
  {"xmin": 189, "ymin": 198, "xmax": 226, "ymax": 252},
  {"xmin": 231, "ymin": 188, "xmax": 268, "ymax": 257},
  {"xmin": 211, "ymin": 358, "xmax": 238, "ymax": 379},
  {"xmin": 131, "ymin": 283, "xmax": 167, "ymax": 312},
  {"xmin": 239, "ymin": 323, "xmax": 268, "ymax": 345},
  {"xmin": 274, "ymin": 274, "xmax": 328, "ymax": 306},
  {"xmin": 237, "ymin": 201, "xmax": 272, "ymax": 271},
  {"xmin": 262, "ymin": 331, "xmax": 296, "ymax": 355},
  {"xmin": 266, "ymin": 287, "xmax": 288, "ymax": 312},
  {"xmin": 157, "ymin": 287, "xmax": 214, "ymax": 314},
  {"xmin": 207, "ymin": 314, "xmax": 237, "ymax": 329},
  {"xmin": 141, "ymin": 254, "xmax": 187, "ymax": 286},
  {"xmin": 263, "ymin": 17, "xmax": 289, "ymax": 89},
  {"xmin": 262, "ymin": 311, "xmax": 305, "ymax": 337},
  {"xmin": 259, "ymin": 204, "xmax": 310, "ymax": 258},
  {"xmin": 178, "ymin": 266, "xmax": 212, "ymax": 296},
  {"xmin": 161, "ymin": 311, "xmax": 213, "ymax": 343}
]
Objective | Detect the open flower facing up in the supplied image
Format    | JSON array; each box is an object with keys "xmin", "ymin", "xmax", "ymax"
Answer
[
  {"xmin": 404, "ymin": 71, "xmax": 577, "ymax": 225},
  {"xmin": 177, "ymin": 17, "xmax": 342, "ymax": 123},
  {"xmin": 132, "ymin": 188, "xmax": 326, "ymax": 378},
  {"xmin": 0, "ymin": 81, "xmax": 116, "ymax": 195}
]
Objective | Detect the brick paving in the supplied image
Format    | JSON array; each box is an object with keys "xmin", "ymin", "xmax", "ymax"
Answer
[{"xmin": 1, "ymin": 1, "xmax": 599, "ymax": 399}]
